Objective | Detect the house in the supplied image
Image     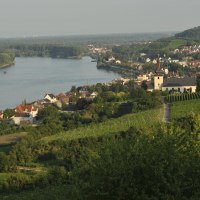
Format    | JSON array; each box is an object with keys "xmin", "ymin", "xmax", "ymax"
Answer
[
  {"xmin": 146, "ymin": 58, "xmax": 151, "ymax": 63},
  {"xmin": 189, "ymin": 60, "xmax": 200, "ymax": 68},
  {"xmin": 56, "ymin": 93, "xmax": 70, "ymax": 105},
  {"xmin": 153, "ymin": 74, "xmax": 196, "ymax": 93},
  {"xmin": 79, "ymin": 91, "xmax": 90, "ymax": 98},
  {"xmin": 15, "ymin": 105, "xmax": 38, "ymax": 117},
  {"xmin": 0, "ymin": 111, "xmax": 3, "ymax": 119},
  {"xmin": 162, "ymin": 77, "xmax": 196, "ymax": 93},
  {"xmin": 11, "ymin": 113, "xmax": 34, "ymax": 125},
  {"xmin": 90, "ymin": 92, "xmax": 98, "ymax": 99},
  {"xmin": 137, "ymin": 74, "xmax": 148, "ymax": 82},
  {"xmin": 12, "ymin": 105, "xmax": 38, "ymax": 125},
  {"xmin": 44, "ymin": 94, "xmax": 57, "ymax": 103}
]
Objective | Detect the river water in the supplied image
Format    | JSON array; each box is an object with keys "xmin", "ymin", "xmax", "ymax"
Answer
[{"xmin": 0, "ymin": 57, "xmax": 120, "ymax": 110}]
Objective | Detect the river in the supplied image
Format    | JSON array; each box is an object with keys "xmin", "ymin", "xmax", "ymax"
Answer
[{"xmin": 0, "ymin": 57, "xmax": 120, "ymax": 110}]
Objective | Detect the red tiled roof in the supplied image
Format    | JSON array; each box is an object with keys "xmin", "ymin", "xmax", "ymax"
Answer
[{"xmin": 15, "ymin": 105, "xmax": 36, "ymax": 113}]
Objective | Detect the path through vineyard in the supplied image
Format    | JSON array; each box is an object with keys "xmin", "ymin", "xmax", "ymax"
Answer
[{"xmin": 162, "ymin": 97, "xmax": 170, "ymax": 123}]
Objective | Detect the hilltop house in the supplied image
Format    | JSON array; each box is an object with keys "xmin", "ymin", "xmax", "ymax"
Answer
[{"xmin": 152, "ymin": 74, "xmax": 196, "ymax": 93}]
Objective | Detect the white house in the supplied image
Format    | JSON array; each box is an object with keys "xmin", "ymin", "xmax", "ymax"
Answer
[
  {"xmin": 115, "ymin": 60, "xmax": 122, "ymax": 64},
  {"xmin": 44, "ymin": 94, "xmax": 57, "ymax": 103},
  {"xmin": 90, "ymin": 92, "xmax": 98, "ymax": 99},
  {"xmin": 146, "ymin": 58, "xmax": 151, "ymax": 63},
  {"xmin": 161, "ymin": 77, "xmax": 196, "ymax": 93},
  {"xmin": 12, "ymin": 105, "xmax": 38, "ymax": 125},
  {"xmin": 153, "ymin": 74, "xmax": 196, "ymax": 93},
  {"xmin": 11, "ymin": 113, "xmax": 34, "ymax": 125}
]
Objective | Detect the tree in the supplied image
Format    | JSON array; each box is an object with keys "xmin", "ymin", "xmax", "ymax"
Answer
[
  {"xmin": 3, "ymin": 109, "xmax": 15, "ymax": 119},
  {"xmin": 196, "ymin": 75, "xmax": 200, "ymax": 92}
]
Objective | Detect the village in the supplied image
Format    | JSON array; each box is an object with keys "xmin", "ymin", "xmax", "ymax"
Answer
[
  {"xmin": 0, "ymin": 57, "xmax": 198, "ymax": 126},
  {"xmin": 0, "ymin": 41, "xmax": 199, "ymax": 126}
]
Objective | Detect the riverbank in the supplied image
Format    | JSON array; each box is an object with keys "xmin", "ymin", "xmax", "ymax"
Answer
[
  {"xmin": 97, "ymin": 62, "xmax": 139, "ymax": 78},
  {"xmin": 0, "ymin": 62, "xmax": 14, "ymax": 69}
]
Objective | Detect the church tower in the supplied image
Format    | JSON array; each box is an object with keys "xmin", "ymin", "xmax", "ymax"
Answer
[
  {"xmin": 154, "ymin": 74, "xmax": 163, "ymax": 90},
  {"xmin": 154, "ymin": 58, "xmax": 164, "ymax": 90}
]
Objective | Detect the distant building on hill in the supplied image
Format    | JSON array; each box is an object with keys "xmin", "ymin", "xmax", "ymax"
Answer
[{"xmin": 153, "ymin": 74, "xmax": 196, "ymax": 93}]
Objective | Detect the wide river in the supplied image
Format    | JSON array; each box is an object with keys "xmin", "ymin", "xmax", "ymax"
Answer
[{"xmin": 0, "ymin": 57, "xmax": 120, "ymax": 110}]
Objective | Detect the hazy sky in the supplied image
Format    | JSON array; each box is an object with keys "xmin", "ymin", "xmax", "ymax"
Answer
[{"xmin": 0, "ymin": 0, "xmax": 199, "ymax": 37}]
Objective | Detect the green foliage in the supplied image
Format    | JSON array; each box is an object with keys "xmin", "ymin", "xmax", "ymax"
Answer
[
  {"xmin": 171, "ymin": 99, "xmax": 200, "ymax": 120},
  {"xmin": 0, "ymin": 52, "xmax": 15, "ymax": 66},
  {"xmin": 175, "ymin": 26, "xmax": 200, "ymax": 40},
  {"xmin": 72, "ymin": 120, "xmax": 200, "ymax": 199},
  {"xmin": 3, "ymin": 109, "xmax": 15, "ymax": 119},
  {"xmin": 42, "ymin": 107, "xmax": 163, "ymax": 143},
  {"xmin": 196, "ymin": 75, "xmax": 200, "ymax": 92}
]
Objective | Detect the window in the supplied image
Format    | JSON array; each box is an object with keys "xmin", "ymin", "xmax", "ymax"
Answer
[{"xmin": 178, "ymin": 88, "xmax": 180, "ymax": 92}]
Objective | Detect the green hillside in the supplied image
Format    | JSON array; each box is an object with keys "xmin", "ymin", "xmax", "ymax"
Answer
[{"xmin": 42, "ymin": 107, "xmax": 163, "ymax": 143}]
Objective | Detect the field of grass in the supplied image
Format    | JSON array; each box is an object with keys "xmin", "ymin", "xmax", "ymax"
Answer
[
  {"xmin": 42, "ymin": 107, "xmax": 163, "ymax": 143},
  {"xmin": 0, "ymin": 185, "xmax": 70, "ymax": 200},
  {"xmin": 170, "ymin": 99, "xmax": 200, "ymax": 120}
]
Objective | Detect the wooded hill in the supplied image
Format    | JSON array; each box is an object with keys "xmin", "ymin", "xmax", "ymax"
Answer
[{"xmin": 175, "ymin": 26, "xmax": 200, "ymax": 40}]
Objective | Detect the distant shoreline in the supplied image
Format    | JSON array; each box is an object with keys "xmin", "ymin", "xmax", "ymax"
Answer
[{"xmin": 0, "ymin": 62, "xmax": 14, "ymax": 69}]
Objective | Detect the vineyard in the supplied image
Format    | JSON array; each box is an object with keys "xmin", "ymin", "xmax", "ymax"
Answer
[
  {"xmin": 165, "ymin": 92, "xmax": 200, "ymax": 103},
  {"xmin": 170, "ymin": 99, "xmax": 200, "ymax": 119},
  {"xmin": 42, "ymin": 107, "xmax": 163, "ymax": 143}
]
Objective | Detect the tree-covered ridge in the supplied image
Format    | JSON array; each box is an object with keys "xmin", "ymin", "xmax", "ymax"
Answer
[
  {"xmin": 175, "ymin": 26, "xmax": 200, "ymax": 40},
  {"xmin": 11, "ymin": 45, "xmax": 84, "ymax": 58},
  {"xmin": 0, "ymin": 52, "xmax": 15, "ymax": 67}
]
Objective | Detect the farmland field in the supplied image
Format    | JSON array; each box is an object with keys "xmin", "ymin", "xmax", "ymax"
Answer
[{"xmin": 170, "ymin": 99, "xmax": 200, "ymax": 119}]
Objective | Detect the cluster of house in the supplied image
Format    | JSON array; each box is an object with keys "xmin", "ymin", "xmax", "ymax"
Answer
[
  {"xmin": 0, "ymin": 90, "xmax": 99, "ymax": 126},
  {"xmin": 150, "ymin": 74, "xmax": 196, "ymax": 93},
  {"xmin": 174, "ymin": 45, "xmax": 200, "ymax": 54},
  {"xmin": 136, "ymin": 59, "xmax": 197, "ymax": 93},
  {"xmin": 88, "ymin": 45, "xmax": 112, "ymax": 55},
  {"xmin": 106, "ymin": 56, "xmax": 122, "ymax": 65},
  {"xmin": 145, "ymin": 57, "xmax": 179, "ymax": 64},
  {"xmin": 135, "ymin": 71, "xmax": 196, "ymax": 93}
]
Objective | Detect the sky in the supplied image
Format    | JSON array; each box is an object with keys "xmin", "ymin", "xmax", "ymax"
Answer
[{"xmin": 0, "ymin": 0, "xmax": 199, "ymax": 37}]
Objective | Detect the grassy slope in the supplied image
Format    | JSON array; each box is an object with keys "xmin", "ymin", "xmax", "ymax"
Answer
[
  {"xmin": 170, "ymin": 99, "xmax": 200, "ymax": 120},
  {"xmin": 162, "ymin": 38, "xmax": 187, "ymax": 50},
  {"xmin": 42, "ymin": 107, "xmax": 163, "ymax": 143}
]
